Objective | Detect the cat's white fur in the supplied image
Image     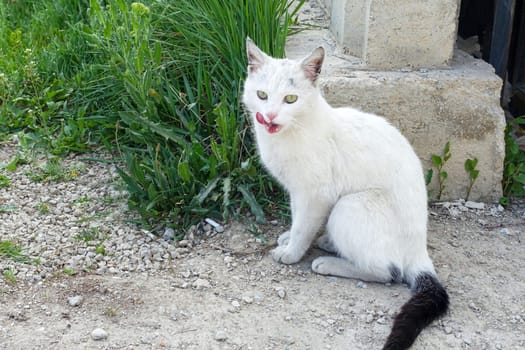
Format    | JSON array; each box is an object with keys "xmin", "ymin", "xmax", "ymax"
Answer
[{"xmin": 243, "ymin": 39, "xmax": 436, "ymax": 286}]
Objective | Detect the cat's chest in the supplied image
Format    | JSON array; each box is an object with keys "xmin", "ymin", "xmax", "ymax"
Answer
[{"xmin": 257, "ymin": 134, "xmax": 334, "ymax": 189}]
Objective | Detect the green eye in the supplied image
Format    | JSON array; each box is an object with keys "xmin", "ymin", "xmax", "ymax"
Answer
[
  {"xmin": 257, "ymin": 90, "xmax": 268, "ymax": 100},
  {"xmin": 284, "ymin": 94, "xmax": 298, "ymax": 104}
]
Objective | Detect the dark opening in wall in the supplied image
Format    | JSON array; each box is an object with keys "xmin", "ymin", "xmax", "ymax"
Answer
[{"xmin": 458, "ymin": 0, "xmax": 525, "ymax": 117}]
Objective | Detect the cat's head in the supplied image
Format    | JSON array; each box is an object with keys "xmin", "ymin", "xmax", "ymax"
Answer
[{"xmin": 242, "ymin": 37, "xmax": 324, "ymax": 135}]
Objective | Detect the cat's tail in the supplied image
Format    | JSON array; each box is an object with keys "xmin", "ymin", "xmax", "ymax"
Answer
[{"xmin": 382, "ymin": 272, "xmax": 449, "ymax": 350}]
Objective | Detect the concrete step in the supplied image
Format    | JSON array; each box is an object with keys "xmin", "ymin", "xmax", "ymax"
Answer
[{"xmin": 286, "ymin": 28, "xmax": 506, "ymax": 201}]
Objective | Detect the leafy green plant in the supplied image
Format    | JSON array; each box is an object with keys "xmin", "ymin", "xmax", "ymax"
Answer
[
  {"xmin": 74, "ymin": 227, "xmax": 101, "ymax": 243},
  {"xmin": 501, "ymin": 116, "xmax": 525, "ymax": 205},
  {"xmin": 464, "ymin": 158, "xmax": 479, "ymax": 201},
  {"xmin": 0, "ymin": 240, "xmax": 30, "ymax": 263},
  {"xmin": 2, "ymin": 269, "xmax": 17, "ymax": 285},
  {"xmin": 28, "ymin": 157, "xmax": 82, "ymax": 182},
  {"xmin": 95, "ymin": 244, "xmax": 106, "ymax": 255},
  {"xmin": 0, "ymin": 174, "xmax": 9, "ymax": 188},
  {"xmin": 429, "ymin": 142, "xmax": 451, "ymax": 201},
  {"xmin": 37, "ymin": 202, "xmax": 50, "ymax": 214},
  {"xmin": 0, "ymin": 0, "xmax": 304, "ymax": 234}
]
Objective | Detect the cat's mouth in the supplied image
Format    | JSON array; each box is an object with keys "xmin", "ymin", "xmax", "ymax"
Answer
[{"xmin": 256, "ymin": 112, "xmax": 282, "ymax": 134}]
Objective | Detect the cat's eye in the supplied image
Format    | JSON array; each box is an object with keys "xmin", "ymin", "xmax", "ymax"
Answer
[
  {"xmin": 284, "ymin": 94, "xmax": 298, "ymax": 104},
  {"xmin": 257, "ymin": 90, "xmax": 268, "ymax": 100}
]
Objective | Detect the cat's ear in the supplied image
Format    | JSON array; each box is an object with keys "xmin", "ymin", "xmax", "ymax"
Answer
[
  {"xmin": 246, "ymin": 37, "xmax": 267, "ymax": 74},
  {"xmin": 301, "ymin": 47, "xmax": 325, "ymax": 83}
]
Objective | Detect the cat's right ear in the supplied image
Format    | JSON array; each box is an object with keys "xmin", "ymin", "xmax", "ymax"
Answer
[
  {"xmin": 246, "ymin": 37, "xmax": 267, "ymax": 74},
  {"xmin": 301, "ymin": 47, "xmax": 325, "ymax": 83}
]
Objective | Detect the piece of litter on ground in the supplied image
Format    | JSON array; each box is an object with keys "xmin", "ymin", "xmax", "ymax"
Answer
[{"xmin": 205, "ymin": 218, "xmax": 224, "ymax": 233}]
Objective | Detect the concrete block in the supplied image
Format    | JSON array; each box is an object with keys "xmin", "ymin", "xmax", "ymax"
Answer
[
  {"xmin": 328, "ymin": 0, "xmax": 459, "ymax": 69},
  {"xmin": 287, "ymin": 30, "xmax": 506, "ymax": 202}
]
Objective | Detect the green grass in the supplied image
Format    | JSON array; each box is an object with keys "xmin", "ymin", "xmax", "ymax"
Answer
[
  {"xmin": 74, "ymin": 227, "xmax": 103, "ymax": 243},
  {"xmin": 0, "ymin": 240, "xmax": 30, "ymax": 263},
  {"xmin": 2, "ymin": 269, "xmax": 17, "ymax": 285},
  {"xmin": 501, "ymin": 116, "xmax": 525, "ymax": 205},
  {"xmin": 0, "ymin": 173, "xmax": 9, "ymax": 188},
  {"xmin": 0, "ymin": 0, "xmax": 302, "ymax": 233}
]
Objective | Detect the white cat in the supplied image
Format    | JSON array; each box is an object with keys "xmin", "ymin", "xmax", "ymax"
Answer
[{"xmin": 242, "ymin": 38, "xmax": 449, "ymax": 350}]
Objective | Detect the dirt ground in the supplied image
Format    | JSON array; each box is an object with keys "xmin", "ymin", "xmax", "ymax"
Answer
[{"xmin": 1, "ymin": 202, "xmax": 524, "ymax": 350}]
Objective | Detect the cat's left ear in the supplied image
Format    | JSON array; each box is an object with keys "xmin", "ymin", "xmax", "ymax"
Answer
[
  {"xmin": 301, "ymin": 47, "xmax": 325, "ymax": 83},
  {"xmin": 246, "ymin": 37, "xmax": 268, "ymax": 74}
]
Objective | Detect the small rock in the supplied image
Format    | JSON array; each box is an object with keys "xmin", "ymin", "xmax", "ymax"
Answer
[
  {"xmin": 500, "ymin": 228, "xmax": 511, "ymax": 235},
  {"xmin": 91, "ymin": 328, "xmax": 108, "ymax": 341},
  {"xmin": 178, "ymin": 240, "xmax": 190, "ymax": 248},
  {"xmin": 204, "ymin": 218, "xmax": 224, "ymax": 233},
  {"xmin": 465, "ymin": 201, "xmax": 485, "ymax": 210},
  {"xmin": 276, "ymin": 288, "xmax": 286, "ymax": 299},
  {"xmin": 214, "ymin": 330, "xmax": 227, "ymax": 341},
  {"xmin": 242, "ymin": 296, "xmax": 253, "ymax": 304},
  {"xmin": 376, "ymin": 317, "xmax": 387, "ymax": 325},
  {"xmin": 365, "ymin": 314, "xmax": 374, "ymax": 323},
  {"xmin": 67, "ymin": 295, "xmax": 83, "ymax": 307},
  {"xmin": 192, "ymin": 278, "xmax": 211, "ymax": 290},
  {"xmin": 231, "ymin": 300, "xmax": 241, "ymax": 308},
  {"xmin": 224, "ymin": 256, "xmax": 234, "ymax": 264},
  {"xmin": 356, "ymin": 281, "xmax": 368, "ymax": 289},
  {"xmin": 163, "ymin": 228, "xmax": 175, "ymax": 241}
]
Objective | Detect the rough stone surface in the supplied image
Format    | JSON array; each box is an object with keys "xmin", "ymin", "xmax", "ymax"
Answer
[{"xmin": 326, "ymin": 0, "xmax": 458, "ymax": 68}]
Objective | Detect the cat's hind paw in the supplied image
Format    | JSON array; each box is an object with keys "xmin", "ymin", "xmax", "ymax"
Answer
[
  {"xmin": 271, "ymin": 245, "xmax": 302, "ymax": 265},
  {"xmin": 277, "ymin": 231, "xmax": 290, "ymax": 246},
  {"xmin": 316, "ymin": 234, "xmax": 336, "ymax": 253},
  {"xmin": 312, "ymin": 256, "xmax": 333, "ymax": 275}
]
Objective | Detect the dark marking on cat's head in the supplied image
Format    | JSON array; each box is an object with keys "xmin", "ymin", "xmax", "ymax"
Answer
[
  {"xmin": 246, "ymin": 37, "xmax": 267, "ymax": 74},
  {"xmin": 301, "ymin": 46, "xmax": 325, "ymax": 83},
  {"xmin": 288, "ymin": 78, "xmax": 295, "ymax": 87}
]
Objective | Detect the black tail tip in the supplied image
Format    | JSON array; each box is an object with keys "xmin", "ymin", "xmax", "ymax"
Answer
[{"xmin": 382, "ymin": 273, "xmax": 449, "ymax": 350}]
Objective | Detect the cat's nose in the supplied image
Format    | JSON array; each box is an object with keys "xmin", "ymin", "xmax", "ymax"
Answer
[{"xmin": 267, "ymin": 112, "xmax": 277, "ymax": 121}]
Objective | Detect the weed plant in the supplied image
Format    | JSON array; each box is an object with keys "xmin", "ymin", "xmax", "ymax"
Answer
[
  {"xmin": 427, "ymin": 142, "xmax": 451, "ymax": 201},
  {"xmin": 501, "ymin": 116, "xmax": 525, "ymax": 205},
  {"xmin": 1, "ymin": 0, "xmax": 304, "ymax": 231},
  {"xmin": 464, "ymin": 158, "xmax": 479, "ymax": 202},
  {"xmin": 0, "ymin": 240, "xmax": 30, "ymax": 263}
]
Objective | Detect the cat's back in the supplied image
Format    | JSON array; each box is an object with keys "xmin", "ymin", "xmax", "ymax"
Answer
[
  {"xmin": 332, "ymin": 106, "xmax": 416, "ymax": 156},
  {"xmin": 329, "ymin": 106, "xmax": 426, "ymax": 197}
]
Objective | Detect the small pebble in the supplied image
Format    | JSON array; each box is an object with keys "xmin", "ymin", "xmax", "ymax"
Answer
[
  {"xmin": 500, "ymin": 228, "xmax": 511, "ymax": 235},
  {"xmin": 192, "ymin": 278, "xmax": 211, "ymax": 290},
  {"xmin": 91, "ymin": 328, "xmax": 108, "ymax": 341},
  {"xmin": 465, "ymin": 201, "xmax": 485, "ymax": 210},
  {"xmin": 276, "ymin": 288, "xmax": 286, "ymax": 299},
  {"xmin": 162, "ymin": 227, "xmax": 175, "ymax": 241},
  {"xmin": 214, "ymin": 330, "xmax": 227, "ymax": 341},
  {"xmin": 67, "ymin": 296, "xmax": 83, "ymax": 307},
  {"xmin": 356, "ymin": 281, "xmax": 368, "ymax": 289}
]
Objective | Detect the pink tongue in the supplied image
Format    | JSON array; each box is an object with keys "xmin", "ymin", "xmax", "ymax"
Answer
[
  {"xmin": 256, "ymin": 112, "xmax": 265, "ymax": 125},
  {"xmin": 268, "ymin": 124, "xmax": 280, "ymax": 134},
  {"xmin": 255, "ymin": 112, "xmax": 280, "ymax": 133}
]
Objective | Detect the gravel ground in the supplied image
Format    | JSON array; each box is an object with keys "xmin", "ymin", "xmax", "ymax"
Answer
[{"xmin": 2, "ymin": 135, "xmax": 525, "ymax": 350}]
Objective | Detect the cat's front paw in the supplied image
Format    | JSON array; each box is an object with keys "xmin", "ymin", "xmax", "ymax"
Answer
[
  {"xmin": 271, "ymin": 245, "xmax": 302, "ymax": 265},
  {"xmin": 277, "ymin": 231, "xmax": 290, "ymax": 246}
]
